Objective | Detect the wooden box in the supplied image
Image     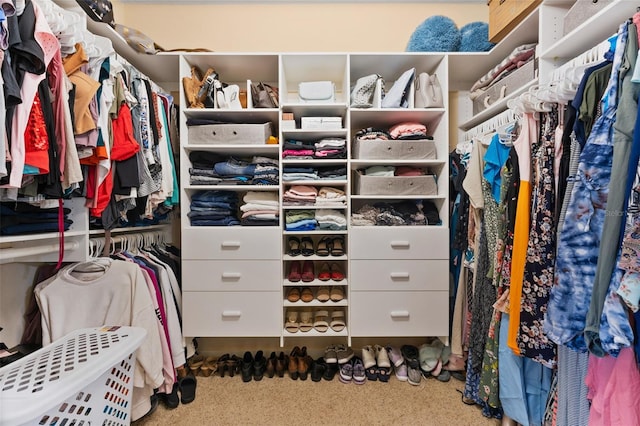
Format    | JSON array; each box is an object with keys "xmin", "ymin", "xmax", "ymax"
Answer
[{"xmin": 489, "ymin": 0, "xmax": 541, "ymax": 43}]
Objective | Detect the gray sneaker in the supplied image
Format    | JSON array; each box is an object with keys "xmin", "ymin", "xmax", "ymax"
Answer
[{"xmin": 407, "ymin": 365, "xmax": 422, "ymax": 386}]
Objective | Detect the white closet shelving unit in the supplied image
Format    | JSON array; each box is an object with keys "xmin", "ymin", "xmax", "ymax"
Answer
[{"xmin": 178, "ymin": 53, "xmax": 451, "ymax": 346}]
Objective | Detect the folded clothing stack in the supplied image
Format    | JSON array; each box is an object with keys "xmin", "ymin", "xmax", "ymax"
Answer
[
  {"xmin": 189, "ymin": 190, "xmax": 239, "ymax": 226},
  {"xmin": 351, "ymin": 200, "xmax": 440, "ymax": 226},
  {"xmin": 239, "ymin": 191, "xmax": 279, "ymax": 226},
  {"xmin": 285, "ymin": 209, "xmax": 317, "ymax": 231},
  {"xmin": 315, "ymin": 209, "xmax": 347, "ymax": 230},
  {"xmin": 0, "ymin": 202, "xmax": 73, "ymax": 235},
  {"xmin": 283, "ymin": 185, "xmax": 318, "ymax": 206},
  {"xmin": 282, "ymin": 138, "xmax": 347, "ymax": 159},
  {"xmin": 189, "ymin": 152, "xmax": 279, "ymax": 186},
  {"xmin": 282, "ymin": 166, "xmax": 347, "ymax": 182},
  {"xmin": 315, "ymin": 187, "xmax": 346, "ymax": 206},
  {"xmin": 468, "ymin": 43, "xmax": 537, "ymax": 101}
]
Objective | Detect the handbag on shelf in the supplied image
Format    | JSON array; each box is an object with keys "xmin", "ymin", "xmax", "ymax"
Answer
[
  {"xmin": 182, "ymin": 66, "xmax": 216, "ymax": 109},
  {"xmin": 415, "ymin": 72, "xmax": 444, "ymax": 108},
  {"xmin": 381, "ymin": 68, "xmax": 415, "ymax": 108},
  {"xmin": 251, "ymin": 82, "xmax": 279, "ymax": 108},
  {"xmin": 298, "ymin": 81, "xmax": 335, "ymax": 103},
  {"xmin": 350, "ymin": 73, "xmax": 382, "ymax": 108}
]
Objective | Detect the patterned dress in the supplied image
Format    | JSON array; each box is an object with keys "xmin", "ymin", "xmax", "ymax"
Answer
[{"xmin": 517, "ymin": 107, "xmax": 558, "ymax": 367}]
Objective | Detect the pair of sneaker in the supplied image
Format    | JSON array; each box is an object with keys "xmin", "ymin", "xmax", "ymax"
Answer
[
  {"xmin": 385, "ymin": 345, "xmax": 409, "ymax": 383},
  {"xmin": 325, "ymin": 344, "xmax": 354, "ymax": 365},
  {"xmin": 339, "ymin": 357, "xmax": 366, "ymax": 384},
  {"xmin": 361, "ymin": 345, "xmax": 392, "ymax": 382}
]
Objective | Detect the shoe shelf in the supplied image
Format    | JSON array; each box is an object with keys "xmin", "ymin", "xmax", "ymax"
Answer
[
  {"xmin": 282, "ymin": 328, "xmax": 349, "ymax": 337},
  {"xmin": 283, "ymin": 254, "xmax": 347, "ymax": 261},
  {"xmin": 282, "ymin": 278, "xmax": 348, "ymax": 286},
  {"xmin": 283, "ymin": 300, "xmax": 348, "ymax": 307}
]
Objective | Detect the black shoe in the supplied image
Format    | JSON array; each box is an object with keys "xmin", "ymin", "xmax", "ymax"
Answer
[
  {"xmin": 310, "ymin": 357, "xmax": 326, "ymax": 382},
  {"xmin": 179, "ymin": 376, "xmax": 197, "ymax": 404},
  {"xmin": 253, "ymin": 350, "xmax": 267, "ymax": 381},
  {"xmin": 323, "ymin": 362, "xmax": 339, "ymax": 381},
  {"xmin": 160, "ymin": 382, "xmax": 179, "ymax": 409},
  {"xmin": 266, "ymin": 351, "xmax": 277, "ymax": 378},
  {"xmin": 400, "ymin": 344, "xmax": 420, "ymax": 369},
  {"xmin": 241, "ymin": 351, "xmax": 254, "ymax": 382}
]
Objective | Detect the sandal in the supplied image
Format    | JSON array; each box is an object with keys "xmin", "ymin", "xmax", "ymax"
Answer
[
  {"xmin": 318, "ymin": 262, "xmax": 331, "ymax": 281},
  {"xmin": 287, "ymin": 287, "xmax": 301, "ymax": 302},
  {"xmin": 200, "ymin": 356, "xmax": 218, "ymax": 377},
  {"xmin": 187, "ymin": 354, "xmax": 205, "ymax": 376},
  {"xmin": 285, "ymin": 310, "xmax": 299, "ymax": 333},
  {"xmin": 300, "ymin": 287, "xmax": 314, "ymax": 302},
  {"xmin": 287, "ymin": 236, "xmax": 301, "ymax": 256},
  {"xmin": 288, "ymin": 261, "xmax": 302, "ymax": 282},
  {"xmin": 330, "ymin": 286, "xmax": 344, "ymax": 302},
  {"xmin": 299, "ymin": 311, "xmax": 314, "ymax": 332},
  {"xmin": 316, "ymin": 237, "xmax": 332, "ymax": 256},
  {"xmin": 330, "ymin": 310, "xmax": 346, "ymax": 332},
  {"xmin": 300, "ymin": 237, "xmax": 314, "ymax": 256},
  {"xmin": 330, "ymin": 263, "xmax": 344, "ymax": 281},
  {"xmin": 331, "ymin": 237, "xmax": 345, "ymax": 256},
  {"xmin": 313, "ymin": 310, "xmax": 330, "ymax": 332},
  {"xmin": 316, "ymin": 286, "xmax": 331, "ymax": 302}
]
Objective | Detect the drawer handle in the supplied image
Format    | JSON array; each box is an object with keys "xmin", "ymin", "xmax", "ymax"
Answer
[
  {"xmin": 390, "ymin": 310, "xmax": 410, "ymax": 320},
  {"xmin": 390, "ymin": 272, "xmax": 410, "ymax": 280},
  {"xmin": 390, "ymin": 241, "xmax": 410, "ymax": 249},
  {"xmin": 221, "ymin": 241, "xmax": 241, "ymax": 249},
  {"xmin": 222, "ymin": 310, "xmax": 242, "ymax": 319},
  {"xmin": 222, "ymin": 272, "xmax": 242, "ymax": 280}
]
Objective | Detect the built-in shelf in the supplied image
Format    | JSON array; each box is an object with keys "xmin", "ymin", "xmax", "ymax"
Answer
[
  {"xmin": 0, "ymin": 230, "xmax": 87, "ymax": 244},
  {"xmin": 87, "ymin": 224, "xmax": 171, "ymax": 236}
]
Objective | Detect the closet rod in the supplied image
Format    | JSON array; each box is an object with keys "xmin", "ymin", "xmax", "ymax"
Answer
[
  {"xmin": 0, "ymin": 241, "xmax": 80, "ymax": 264},
  {"xmin": 463, "ymin": 108, "xmax": 519, "ymax": 141}
]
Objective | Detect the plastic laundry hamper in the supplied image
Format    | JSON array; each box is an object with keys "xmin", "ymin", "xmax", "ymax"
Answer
[{"xmin": 0, "ymin": 326, "xmax": 146, "ymax": 426}]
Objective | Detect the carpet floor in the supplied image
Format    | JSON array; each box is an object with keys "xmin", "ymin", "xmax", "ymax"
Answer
[{"xmin": 133, "ymin": 373, "xmax": 500, "ymax": 426}]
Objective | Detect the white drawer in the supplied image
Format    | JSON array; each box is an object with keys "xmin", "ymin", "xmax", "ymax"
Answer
[
  {"xmin": 183, "ymin": 260, "xmax": 281, "ymax": 291},
  {"xmin": 182, "ymin": 291, "xmax": 281, "ymax": 337},
  {"xmin": 350, "ymin": 260, "xmax": 448, "ymax": 292},
  {"xmin": 182, "ymin": 227, "xmax": 281, "ymax": 260},
  {"xmin": 349, "ymin": 227, "xmax": 449, "ymax": 260},
  {"xmin": 350, "ymin": 291, "xmax": 449, "ymax": 337}
]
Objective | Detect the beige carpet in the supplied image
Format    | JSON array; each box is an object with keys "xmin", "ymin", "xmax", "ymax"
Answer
[{"xmin": 133, "ymin": 373, "xmax": 500, "ymax": 426}]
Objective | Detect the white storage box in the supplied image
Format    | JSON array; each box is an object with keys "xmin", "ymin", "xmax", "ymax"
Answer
[
  {"xmin": 352, "ymin": 138, "xmax": 437, "ymax": 160},
  {"xmin": 301, "ymin": 117, "xmax": 342, "ymax": 130},
  {"xmin": 0, "ymin": 326, "xmax": 146, "ymax": 426},
  {"xmin": 354, "ymin": 170, "xmax": 437, "ymax": 196},
  {"xmin": 188, "ymin": 122, "xmax": 273, "ymax": 144}
]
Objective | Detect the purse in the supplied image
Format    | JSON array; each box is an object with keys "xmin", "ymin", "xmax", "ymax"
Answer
[
  {"xmin": 415, "ymin": 72, "xmax": 444, "ymax": 108},
  {"xmin": 298, "ymin": 81, "xmax": 335, "ymax": 103},
  {"xmin": 182, "ymin": 66, "xmax": 216, "ymax": 109},
  {"xmin": 350, "ymin": 74, "xmax": 381, "ymax": 108},
  {"xmin": 381, "ymin": 68, "xmax": 415, "ymax": 108},
  {"xmin": 251, "ymin": 82, "xmax": 279, "ymax": 108}
]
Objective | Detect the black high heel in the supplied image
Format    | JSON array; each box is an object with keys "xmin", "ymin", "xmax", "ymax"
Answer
[
  {"xmin": 217, "ymin": 354, "xmax": 230, "ymax": 378},
  {"xmin": 300, "ymin": 237, "xmax": 314, "ymax": 256}
]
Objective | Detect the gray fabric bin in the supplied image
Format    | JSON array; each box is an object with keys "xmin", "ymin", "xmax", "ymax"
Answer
[
  {"xmin": 472, "ymin": 59, "xmax": 536, "ymax": 115},
  {"xmin": 563, "ymin": 0, "xmax": 613, "ymax": 36},
  {"xmin": 352, "ymin": 138, "xmax": 437, "ymax": 160},
  {"xmin": 354, "ymin": 171, "xmax": 437, "ymax": 196},
  {"xmin": 188, "ymin": 122, "xmax": 273, "ymax": 144}
]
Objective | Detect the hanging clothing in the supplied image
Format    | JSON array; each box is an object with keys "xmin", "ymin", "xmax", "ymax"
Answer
[
  {"xmin": 517, "ymin": 107, "xmax": 558, "ymax": 367},
  {"xmin": 545, "ymin": 22, "xmax": 629, "ymax": 352}
]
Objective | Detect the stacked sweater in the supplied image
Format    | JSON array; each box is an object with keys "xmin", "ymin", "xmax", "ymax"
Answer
[
  {"xmin": 283, "ymin": 185, "xmax": 318, "ymax": 206},
  {"xmin": 285, "ymin": 209, "xmax": 317, "ymax": 231},
  {"xmin": 239, "ymin": 191, "xmax": 279, "ymax": 226},
  {"xmin": 315, "ymin": 209, "xmax": 347, "ymax": 230}
]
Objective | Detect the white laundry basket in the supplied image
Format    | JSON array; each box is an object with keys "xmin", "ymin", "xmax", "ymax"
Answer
[{"xmin": 0, "ymin": 326, "xmax": 146, "ymax": 426}]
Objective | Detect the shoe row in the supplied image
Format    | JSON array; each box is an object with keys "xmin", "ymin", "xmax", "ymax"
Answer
[
  {"xmin": 288, "ymin": 260, "xmax": 345, "ymax": 282},
  {"xmin": 184, "ymin": 342, "xmax": 458, "ymax": 384},
  {"xmin": 287, "ymin": 236, "xmax": 345, "ymax": 257},
  {"xmin": 285, "ymin": 309, "xmax": 346, "ymax": 333},
  {"xmin": 286, "ymin": 285, "xmax": 344, "ymax": 303}
]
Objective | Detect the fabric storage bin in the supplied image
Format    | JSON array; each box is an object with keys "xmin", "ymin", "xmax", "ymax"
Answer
[
  {"xmin": 472, "ymin": 59, "xmax": 536, "ymax": 115},
  {"xmin": 188, "ymin": 122, "xmax": 273, "ymax": 144},
  {"xmin": 352, "ymin": 138, "xmax": 436, "ymax": 160},
  {"xmin": 563, "ymin": 0, "xmax": 613, "ymax": 36},
  {"xmin": 489, "ymin": 0, "xmax": 541, "ymax": 43},
  {"xmin": 300, "ymin": 117, "xmax": 342, "ymax": 130},
  {"xmin": 354, "ymin": 171, "xmax": 437, "ymax": 196}
]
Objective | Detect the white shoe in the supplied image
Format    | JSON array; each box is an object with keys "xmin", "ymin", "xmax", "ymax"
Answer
[
  {"xmin": 374, "ymin": 345, "xmax": 391, "ymax": 369},
  {"xmin": 361, "ymin": 345, "xmax": 377, "ymax": 369}
]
